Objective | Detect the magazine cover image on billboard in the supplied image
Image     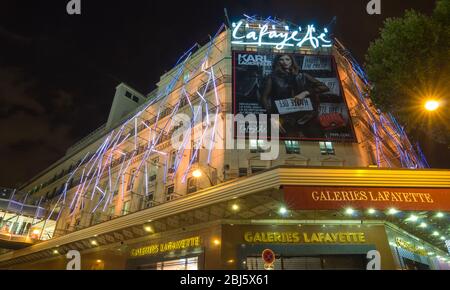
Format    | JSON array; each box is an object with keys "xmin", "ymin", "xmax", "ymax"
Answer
[{"xmin": 233, "ymin": 51, "xmax": 356, "ymax": 141}]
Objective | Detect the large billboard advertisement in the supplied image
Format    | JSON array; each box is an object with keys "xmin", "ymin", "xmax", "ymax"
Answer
[{"xmin": 233, "ymin": 51, "xmax": 356, "ymax": 141}]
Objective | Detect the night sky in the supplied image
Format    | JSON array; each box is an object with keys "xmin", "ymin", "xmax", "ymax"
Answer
[{"xmin": 0, "ymin": 0, "xmax": 446, "ymax": 188}]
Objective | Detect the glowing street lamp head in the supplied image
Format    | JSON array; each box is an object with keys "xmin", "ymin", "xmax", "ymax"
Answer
[
  {"xmin": 425, "ymin": 100, "xmax": 439, "ymax": 111},
  {"xmin": 387, "ymin": 208, "xmax": 399, "ymax": 215},
  {"xmin": 406, "ymin": 214, "xmax": 418, "ymax": 222},
  {"xmin": 435, "ymin": 212, "xmax": 444, "ymax": 218},
  {"xmin": 192, "ymin": 169, "xmax": 202, "ymax": 178},
  {"xmin": 345, "ymin": 208, "xmax": 355, "ymax": 215},
  {"xmin": 279, "ymin": 206, "xmax": 288, "ymax": 215},
  {"xmin": 144, "ymin": 225, "xmax": 153, "ymax": 233}
]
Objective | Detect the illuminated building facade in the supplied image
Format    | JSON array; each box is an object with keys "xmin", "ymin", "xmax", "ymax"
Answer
[{"xmin": 0, "ymin": 16, "xmax": 449, "ymax": 270}]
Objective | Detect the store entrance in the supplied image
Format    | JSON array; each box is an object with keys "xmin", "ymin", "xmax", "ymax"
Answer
[
  {"xmin": 402, "ymin": 257, "xmax": 430, "ymax": 270},
  {"xmin": 246, "ymin": 255, "xmax": 366, "ymax": 270},
  {"xmin": 135, "ymin": 257, "xmax": 199, "ymax": 270}
]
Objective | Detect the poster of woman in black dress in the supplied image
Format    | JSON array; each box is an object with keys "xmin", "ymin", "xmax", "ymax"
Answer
[
  {"xmin": 259, "ymin": 54, "xmax": 329, "ymax": 138},
  {"xmin": 233, "ymin": 51, "xmax": 355, "ymax": 141}
]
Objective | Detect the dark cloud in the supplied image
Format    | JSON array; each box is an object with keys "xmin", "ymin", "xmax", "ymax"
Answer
[
  {"xmin": 0, "ymin": 25, "xmax": 32, "ymax": 45},
  {"xmin": 0, "ymin": 68, "xmax": 74, "ymax": 187},
  {"xmin": 0, "ymin": 68, "xmax": 45, "ymax": 116}
]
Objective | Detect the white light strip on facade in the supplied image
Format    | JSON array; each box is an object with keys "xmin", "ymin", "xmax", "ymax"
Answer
[{"xmin": 44, "ymin": 25, "xmax": 226, "ymax": 226}]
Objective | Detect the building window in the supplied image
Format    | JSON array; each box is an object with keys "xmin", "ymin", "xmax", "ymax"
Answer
[
  {"xmin": 148, "ymin": 174, "xmax": 157, "ymax": 183},
  {"xmin": 144, "ymin": 193, "xmax": 154, "ymax": 208},
  {"xmin": 249, "ymin": 140, "xmax": 267, "ymax": 153},
  {"xmin": 91, "ymin": 212, "xmax": 102, "ymax": 225},
  {"xmin": 57, "ymin": 185, "xmax": 64, "ymax": 196},
  {"xmin": 127, "ymin": 168, "xmax": 136, "ymax": 191},
  {"xmin": 125, "ymin": 91, "xmax": 139, "ymax": 103},
  {"xmin": 122, "ymin": 200, "xmax": 131, "ymax": 216},
  {"xmin": 251, "ymin": 167, "xmax": 265, "ymax": 174},
  {"xmin": 285, "ymin": 141, "xmax": 300, "ymax": 154},
  {"xmin": 166, "ymin": 185, "xmax": 175, "ymax": 195},
  {"xmin": 319, "ymin": 142, "xmax": 335, "ymax": 155},
  {"xmin": 108, "ymin": 206, "xmax": 115, "ymax": 219},
  {"xmin": 166, "ymin": 185, "xmax": 175, "ymax": 201},
  {"xmin": 150, "ymin": 158, "xmax": 160, "ymax": 172},
  {"xmin": 168, "ymin": 151, "xmax": 177, "ymax": 173},
  {"xmin": 80, "ymin": 199, "xmax": 85, "ymax": 210},
  {"xmin": 148, "ymin": 158, "xmax": 159, "ymax": 183},
  {"xmin": 75, "ymin": 218, "xmax": 81, "ymax": 229},
  {"xmin": 239, "ymin": 168, "xmax": 248, "ymax": 177},
  {"xmin": 170, "ymin": 151, "xmax": 176, "ymax": 166},
  {"xmin": 191, "ymin": 140, "xmax": 200, "ymax": 164},
  {"xmin": 187, "ymin": 178, "xmax": 197, "ymax": 194}
]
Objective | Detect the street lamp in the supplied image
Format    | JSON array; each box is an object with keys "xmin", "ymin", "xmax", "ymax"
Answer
[
  {"xmin": 193, "ymin": 168, "xmax": 213, "ymax": 186},
  {"xmin": 192, "ymin": 166, "xmax": 220, "ymax": 186},
  {"xmin": 424, "ymin": 100, "xmax": 440, "ymax": 112},
  {"xmin": 192, "ymin": 169, "xmax": 202, "ymax": 178}
]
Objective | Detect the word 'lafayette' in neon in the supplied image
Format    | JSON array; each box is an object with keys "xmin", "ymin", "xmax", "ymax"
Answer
[{"xmin": 231, "ymin": 21, "xmax": 332, "ymax": 49}]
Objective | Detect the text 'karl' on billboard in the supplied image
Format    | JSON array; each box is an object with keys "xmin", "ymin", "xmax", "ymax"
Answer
[{"xmin": 233, "ymin": 51, "xmax": 356, "ymax": 141}]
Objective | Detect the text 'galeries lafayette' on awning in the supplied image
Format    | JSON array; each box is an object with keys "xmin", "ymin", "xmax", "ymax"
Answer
[{"xmin": 283, "ymin": 186, "xmax": 450, "ymax": 211}]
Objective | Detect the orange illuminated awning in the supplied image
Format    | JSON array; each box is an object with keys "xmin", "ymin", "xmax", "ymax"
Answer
[{"xmin": 283, "ymin": 186, "xmax": 450, "ymax": 211}]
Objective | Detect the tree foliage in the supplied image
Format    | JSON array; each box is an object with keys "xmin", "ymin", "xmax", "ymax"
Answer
[{"xmin": 366, "ymin": 0, "xmax": 450, "ymax": 144}]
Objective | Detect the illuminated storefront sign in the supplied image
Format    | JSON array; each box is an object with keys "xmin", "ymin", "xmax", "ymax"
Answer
[
  {"xmin": 231, "ymin": 20, "xmax": 332, "ymax": 49},
  {"xmin": 395, "ymin": 238, "xmax": 427, "ymax": 256},
  {"xmin": 130, "ymin": 236, "xmax": 201, "ymax": 257},
  {"xmin": 244, "ymin": 231, "xmax": 366, "ymax": 244},
  {"xmin": 311, "ymin": 190, "xmax": 434, "ymax": 203},
  {"xmin": 284, "ymin": 186, "xmax": 450, "ymax": 211}
]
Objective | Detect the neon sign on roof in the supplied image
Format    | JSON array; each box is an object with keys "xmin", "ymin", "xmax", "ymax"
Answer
[{"xmin": 231, "ymin": 20, "xmax": 332, "ymax": 50}]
